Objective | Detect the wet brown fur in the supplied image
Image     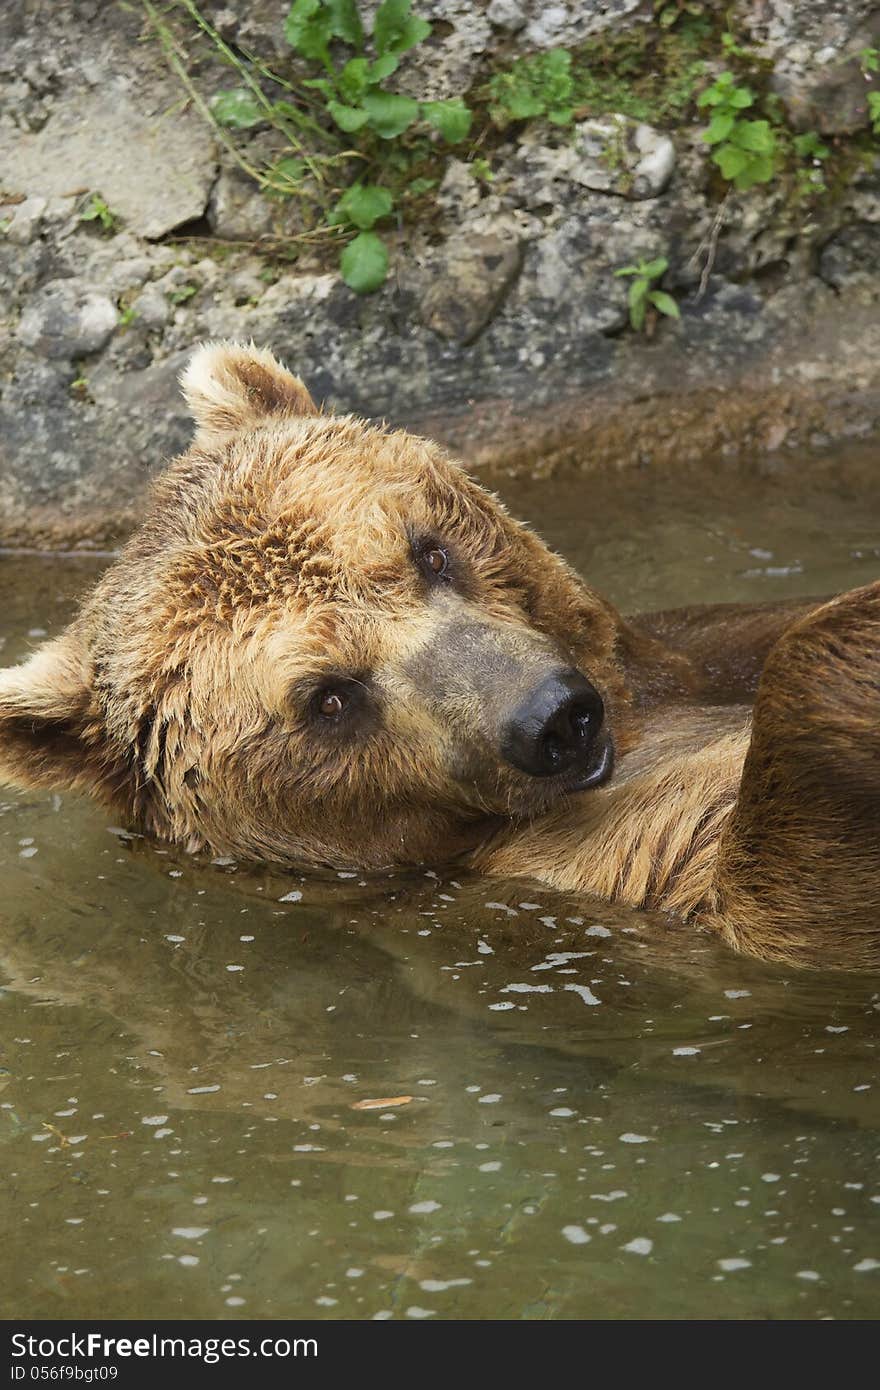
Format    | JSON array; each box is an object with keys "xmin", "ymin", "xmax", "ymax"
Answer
[{"xmin": 1, "ymin": 342, "xmax": 877, "ymax": 969}]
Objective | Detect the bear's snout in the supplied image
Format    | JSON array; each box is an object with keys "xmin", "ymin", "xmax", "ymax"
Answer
[{"xmin": 501, "ymin": 669, "xmax": 613, "ymax": 789}]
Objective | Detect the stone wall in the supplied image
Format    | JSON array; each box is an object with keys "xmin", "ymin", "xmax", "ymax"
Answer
[{"xmin": 1, "ymin": 0, "xmax": 879, "ymax": 546}]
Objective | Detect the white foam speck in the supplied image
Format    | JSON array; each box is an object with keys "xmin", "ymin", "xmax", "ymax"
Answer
[
  {"xmin": 623, "ymin": 1238, "xmax": 653, "ymax": 1256},
  {"xmin": 562, "ymin": 1225, "xmax": 591, "ymax": 1245},
  {"xmin": 565, "ymin": 983, "xmax": 601, "ymax": 1006}
]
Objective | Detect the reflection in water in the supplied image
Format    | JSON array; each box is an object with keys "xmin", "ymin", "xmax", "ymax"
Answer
[{"xmin": 1, "ymin": 449, "xmax": 879, "ymax": 1320}]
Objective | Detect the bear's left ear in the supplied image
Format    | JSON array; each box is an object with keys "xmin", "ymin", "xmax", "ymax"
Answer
[
  {"xmin": 180, "ymin": 340, "xmax": 318, "ymax": 443},
  {"xmin": 0, "ymin": 633, "xmax": 100, "ymax": 794}
]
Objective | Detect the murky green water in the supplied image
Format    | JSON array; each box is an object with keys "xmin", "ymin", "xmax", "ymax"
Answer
[{"xmin": 2, "ymin": 447, "xmax": 879, "ymax": 1321}]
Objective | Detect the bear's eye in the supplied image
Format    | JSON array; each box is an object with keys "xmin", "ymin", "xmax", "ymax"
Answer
[
  {"xmin": 318, "ymin": 690, "xmax": 345, "ymax": 719},
  {"xmin": 415, "ymin": 540, "xmax": 450, "ymax": 581}
]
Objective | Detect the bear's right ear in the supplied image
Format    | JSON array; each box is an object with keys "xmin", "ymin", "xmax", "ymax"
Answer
[
  {"xmin": 180, "ymin": 340, "xmax": 318, "ymax": 443},
  {"xmin": 0, "ymin": 633, "xmax": 100, "ymax": 794}
]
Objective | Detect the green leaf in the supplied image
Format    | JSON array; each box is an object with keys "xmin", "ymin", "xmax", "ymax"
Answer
[
  {"xmin": 285, "ymin": 0, "xmax": 363, "ymax": 61},
  {"xmin": 325, "ymin": 0, "xmax": 364, "ymax": 47},
  {"xmin": 420, "ymin": 98, "xmax": 472, "ymax": 143},
  {"xmin": 338, "ymin": 57, "xmax": 370, "ymax": 102},
  {"xmin": 333, "ymin": 182, "xmax": 394, "ymax": 230},
  {"xmin": 361, "ymin": 90, "xmax": 419, "ymax": 138},
  {"xmin": 613, "ymin": 264, "xmax": 638, "ymax": 277},
  {"xmin": 373, "ymin": 0, "xmax": 431, "ymax": 58},
  {"xmin": 547, "ymin": 106, "xmax": 574, "ymax": 125},
  {"xmin": 648, "ymin": 290, "xmax": 680, "ymax": 319},
  {"xmin": 340, "ymin": 231, "xmax": 389, "ymax": 293},
  {"xmin": 703, "ymin": 111, "xmax": 735, "ymax": 144},
  {"xmin": 793, "ymin": 132, "xmax": 829, "ymax": 159},
  {"xmin": 713, "ymin": 143, "xmax": 749, "ymax": 179},
  {"xmin": 734, "ymin": 153, "xmax": 775, "ymax": 190},
  {"xmin": 498, "ymin": 87, "xmax": 545, "ymax": 120},
  {"xmin": 210, "ymin": 88, "xmax": 263, "ymax": 129},
  {"xmin": 327, "ymin": 100, "xmax": 370, "ymax": 132},
  {"xmin": 406, "ymin": 175, "xmax": 437, "ymax": 196},
  {"xmin": 731, "ymin": 119, "xmax": 775, "ymax": 154},
  {"xmin": 284, "ymin": 0, "xmax": 331, "ymax": 63},
  {"xmin": 639, "ymin": 257, "xmax": 668, "ymax": 280},
  {"xmin": 730, "ymin": 85, "xmax": 754, "ymax": 109},
  {"xmin": 369, "ymin": 53, "xmax": 399, "ymax": 83},
  {"xmin": 628, "ymin": 280, "xmax": 647, "ymax": 332}
]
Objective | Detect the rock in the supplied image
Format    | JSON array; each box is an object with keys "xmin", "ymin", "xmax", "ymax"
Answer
[
  {"xmin": 420, "ymin": 231, "xmax": 524, "ymax": 344},
  {"xmin": 0, "ymin": 88, "xmax": 217, "ymax": 239},
  {"xmin": 521, "ymin": 0, "xmax": 644, "ymax": 48},
  {"xmin": 207, "ymin": 166, "xmax": 277, "ymax": 242},
  {"xmin": 739, "ymin": 0, "xmax": 880, "ymax": 134},
  {"xmin": 511, "ymin": 118, "xmax": 676, "ymax": 206},
  {"xmin": 772, "ymin": 56, "xmax": 875, "ymax": 135},
  {"xmin": 819, "ymin": 224, "xmax": 880, "ymax": 289},
  {"xmin": 130, "ymin": 285, "xmax": 171, "ymax": 332},
  {"xmin": 388, "ymin": 0, "xmax": 493, "ymax": 102},
  {"xmin": 487, "ymin": 0, "xmax": 527, "ymax": 32},
  {"xmin": 17, "ymin": 280, "xmax": 118, "ymax": 359},
  {"xmin": 3, "ymin": 195, "xmax": 47, "ymax": 245}
]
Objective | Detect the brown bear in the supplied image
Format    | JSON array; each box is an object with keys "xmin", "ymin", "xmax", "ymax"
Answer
[{"xmin": 0, "ymin": 341, "xmax": 877, "ymax": 969}]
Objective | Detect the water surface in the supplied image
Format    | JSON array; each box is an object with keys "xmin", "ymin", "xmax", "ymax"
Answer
[{"xmin": 2, "ymin": 446, "xmax": 879, "ymax": 1320}]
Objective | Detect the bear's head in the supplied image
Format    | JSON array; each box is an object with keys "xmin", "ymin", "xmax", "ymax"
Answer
[{"xmin": 0, "ymin": 342, "xmax": 639, "ymax": 869}]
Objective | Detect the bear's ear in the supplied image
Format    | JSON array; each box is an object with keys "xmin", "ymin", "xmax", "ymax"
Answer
[
  {"xmin": 180, "ymin": 340, "xmax": 318, "ymax": 442},
  {"xmin": 0, "ymin": 633, "xmax": 99, "ymax": 793}
]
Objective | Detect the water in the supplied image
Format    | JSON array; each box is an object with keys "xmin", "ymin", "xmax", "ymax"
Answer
[{"xmin": 1, "ymin": 445, "xmax": 879, "ymax": 1321}]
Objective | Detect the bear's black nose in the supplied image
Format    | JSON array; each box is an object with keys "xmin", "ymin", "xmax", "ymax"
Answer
[{"xmin": 501, "ymin": 669, "xmax": 606, "ymax": 779}]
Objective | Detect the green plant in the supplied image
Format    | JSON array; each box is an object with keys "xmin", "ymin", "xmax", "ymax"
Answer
[
  {"xmin": 614, "ymin": 257, "xmax": 680, "ymax": 332},
  {"xmin": 284, "ymin": 0, "xmax": 470, "ymax": 144},
  {"xmin": 168, "ymin": 283, "xmax": 199, "ymax": 305},
  {"xmin": 327, "ymin": 181, "xmax": 393, "ymax": 291},
  {"xmin": 698, "ymin": 71, "xmax": 776, "ymax": 190},
  {"xmin": 469, "ymin": 156, "xmax": 494, "ymax": 183},
  {"xmin": 117, "ymin": 305, "xmax": 138, "ymax": 328},
  {"xmin": 791, "ymin": 129, "xmax": 830, "ymax": 194},
  {"xmin": 79, "ymin": 193, "xmax": 119, "ymax": 233},
  {"xmin": 860, "ymin": 46, "xmax": 879, "ymax": 75},
  {"xmin": 150, "ymin": 0, "xmax": 471, "ymax": 294},
  {"xmin": 654, "ymin": 0, "xmax": 708, "ymax": 32},
  {"xmin": 488, "ymin": 49, "xmax": 574, "ymax": 127},
  {"xmin": 857, "ymin": 47, "xmax": 880, "ymax": 135}
]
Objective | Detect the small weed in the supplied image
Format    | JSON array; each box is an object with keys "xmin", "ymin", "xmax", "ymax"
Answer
[
  {"xmin": 614, "ymin": 257, "xmax": 681, "ymax": 333},
  {"xmin": 468, "ymin": 157, "xmax": 494, "ymax": 184},
  {"xmin": 698, "ymin": 71, "xmax": 776, "ymax": 190},
  {"xmin": 858, "ymin": 48, "xmax": 880, "ymax": 136},
  {"xmin": 488, "ymin": 48, "xmax": 575, "ymax": 127},
  {"xmin": 860, "ymin": 47, "xmax": 879, "ymax": 76},
  {"xmin": 79, "ymin": 193, "xmax": 119, "ymax": 233},
  {"xmin": 167, "ymin": 283, "xmax": 199, "ymax": 304},
  {"xmin": 117, "ymin": 305, "xmax": 138, "ymax": 328}
]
